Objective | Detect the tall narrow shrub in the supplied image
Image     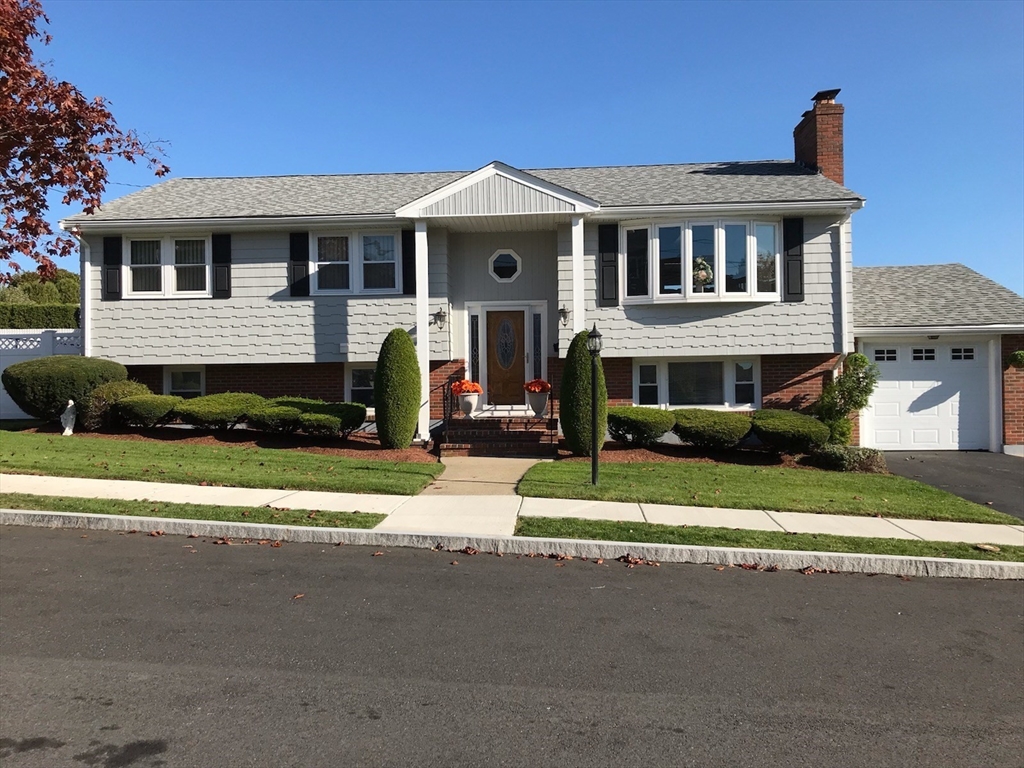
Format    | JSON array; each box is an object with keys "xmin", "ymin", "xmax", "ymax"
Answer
[
  {"xmin": 812, "ymin": 353, "xmax": 880, "ymax": 445},
  {"xmin": 559, "ymin": 330, "xmax": 607, "ymax": 457},
  {"xmin": 374, "ymin": 329, "xmax": 421, "ymax": 449}
]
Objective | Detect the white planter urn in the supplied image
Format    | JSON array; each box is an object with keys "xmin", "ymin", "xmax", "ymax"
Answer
[
  {"xmin": 458, "ymin": 393, "xmax": 480, "ymax": 418},
  {"xmin": 527, "ymin": 392, "xmax": 549, "ymax": 418}
]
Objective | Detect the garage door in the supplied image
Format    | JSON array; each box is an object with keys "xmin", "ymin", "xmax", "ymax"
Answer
[{"xmin": 863, "ymin": 342, "xmax": 989, "ymax": 450}]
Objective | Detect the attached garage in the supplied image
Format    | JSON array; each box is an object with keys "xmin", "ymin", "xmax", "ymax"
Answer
[
  {"xmin": 854, "ymin": 264, "xmax": 1024, "ymax": 455},
  {"xmin": 861, "ymin": 340, "xmax": 995, "ymax": 450}
]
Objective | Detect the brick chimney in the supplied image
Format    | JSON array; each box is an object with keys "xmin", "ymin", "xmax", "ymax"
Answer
[{"xmin": 794, "ymin": 88, "xmax": 844, "ymax": 185}]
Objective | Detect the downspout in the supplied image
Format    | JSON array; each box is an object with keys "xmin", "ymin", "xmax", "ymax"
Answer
[{"xmin": 67, "ymin": 227, "xmax": 90, "ymax": 357}]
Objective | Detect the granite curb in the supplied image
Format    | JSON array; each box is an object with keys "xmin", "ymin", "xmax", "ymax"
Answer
[{"xmin": 3, "ymin": 509, "xmax": 1020, "ymax": 580}]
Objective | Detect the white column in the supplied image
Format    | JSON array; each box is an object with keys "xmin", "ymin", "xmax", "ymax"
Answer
[
  {"xmin": 838, "ymin": 212, "xmax": 852, "ymax": 352},
  {"xmin": 988, "ymin": 338, "xmax": 1002, "ymax": 453},
  {"xmin": 415, "ymin": 220, "xmax": 431, "ymax": 441},
  {"xmin": 571, "ymin": 214, "xmax": 585, "ymax": 334}
]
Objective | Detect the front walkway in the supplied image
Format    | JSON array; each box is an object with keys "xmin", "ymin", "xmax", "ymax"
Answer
[
  {"xmin": 3, "ymin": 473, "xmax": 1023, "ymax": 545},
  {"xmin": 420, "ymin": 457, "xmax": 541, "ymax": 496}
]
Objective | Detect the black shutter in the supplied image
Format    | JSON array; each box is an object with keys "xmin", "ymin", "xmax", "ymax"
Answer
[
  {"xmin": 289, "ymin": 232, "xmax": 310, "ymax": 297},
  {"xmin": 598, "ymin": 224, "xmax": 619, "ymax": 307},
  {"xmin": 782, "ymin": 218, "xmax": 804, "ymax": 302},
  {"xmin": 211, "ymin": 233, "xmax": 231, "ymax": 299},
  {"xmin": 102, "ymin": 236, "xmax": 121, "ymax": 301},
  {"xmin": 402, "ymin": 230, "xmax": 416, "ymax": 296}
]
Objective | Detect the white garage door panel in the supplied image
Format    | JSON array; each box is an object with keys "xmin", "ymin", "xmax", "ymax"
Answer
[{"xmin": 864, "ymin": 342, "xmax": 989, "ymax": 451}]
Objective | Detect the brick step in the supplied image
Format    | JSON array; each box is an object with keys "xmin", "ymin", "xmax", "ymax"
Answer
[
  {"xmin": 447, "ymin": 417, "xmax": 558, "ymax": 430},
  {"xmin": 444, "ymin": 429, "xmax": 558, "ymax": 439},
  {"xmin": 441, "ymin": 434, "xmax": 557, "ymax": 444},
  {"xmin": 440, "ymin": 442, "xmax": 558, "ymax": 458}
]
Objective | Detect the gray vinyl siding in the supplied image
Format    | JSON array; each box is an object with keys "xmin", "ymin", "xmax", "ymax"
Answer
[
  {"xmin": 423, "ymin": 175, "xmax": 575, "ymax": 216},
  {"xmin": 566, "ymin": 216, "xmax": 844, "ymax": 357},
  {"xmin": 86, "ymin": 232, "xmax": 436, "ymax": 365},
  {"xmin": 427, "ymin": 228, "xmax": 451, "ymax": 360},
  {"xmin": 448, "ymin": 230, "xmax": 559, "ymax": 360}
]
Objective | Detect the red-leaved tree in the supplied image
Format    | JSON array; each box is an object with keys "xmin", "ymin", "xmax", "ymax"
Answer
[{"xmin": 0, "ymin": 0, "xmax": 169, "ymax": 280}]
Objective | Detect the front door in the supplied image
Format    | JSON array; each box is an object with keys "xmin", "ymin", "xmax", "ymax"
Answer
[{"xmin": 486, "ymin": 310, "xmax": 526, "ymax": 406}]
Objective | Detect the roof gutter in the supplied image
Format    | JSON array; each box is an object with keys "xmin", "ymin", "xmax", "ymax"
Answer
[
  {"xmin": 588, "ymin": 198, "xmax": 864, "ymax": 219},
  {"xmin": 59, "ymin": 213, "xmax": 401, "ymax": 233},
  {"xmin": 854, "ymin": 324, "xmax": 1024, "ymax": 336}
]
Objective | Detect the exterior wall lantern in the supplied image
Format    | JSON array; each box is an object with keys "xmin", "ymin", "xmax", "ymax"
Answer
[
  {"xmin": 586, "ymin": 323, "xmax": 603, "ymax": 485},
  {"xmin": 431, "ymin": 306, "xmax": 448, "ymax": 330},
  {"xmin": 558, "ymin": 305, "xmax": 570, "ymax": 327}
]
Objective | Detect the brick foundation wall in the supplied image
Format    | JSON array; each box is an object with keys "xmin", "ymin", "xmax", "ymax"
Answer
[
  {"xmin": 206, "ymin": 363, "xmax": 347, "ymax": 400},
  {"xmin": 547, "ymin": 356, "xmax": 633, "ymax": 416},
  {"xmin": 125, "ymin": 365, "xmax": 163, "ymax": 394},
  {"xmin": 1003, "ymin": 335, "xmax": 1024, "ymax": 447},
  {"xmin": 429, "ymin": 359, "xmax": 466, "ymax": 419},
  {"xmin": 761, "ymin": 353, "xmax": 840, "ymax": 412}
]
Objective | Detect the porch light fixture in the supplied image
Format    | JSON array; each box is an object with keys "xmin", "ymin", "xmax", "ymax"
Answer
[
  {"xmin": 558, "ymin": 305, "xmax": 570, "ymax": 327},
  {"xmin": 431, "ymin": 306, "xmax": 448, "ymax": 330},
  {"xmin": 587, "ymin": 324, "xmax": 603, "ymax": 485}
]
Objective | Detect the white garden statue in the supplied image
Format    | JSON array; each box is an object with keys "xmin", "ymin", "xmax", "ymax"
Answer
[{"xmin": 60, "ymin": 399, "xmax": 77, "ymax": 436}]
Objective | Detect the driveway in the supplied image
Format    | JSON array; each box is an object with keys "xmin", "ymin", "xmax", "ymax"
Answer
[{"xmin": 885, "ymin": 451, "xmax": 1024, "ymax": 521}]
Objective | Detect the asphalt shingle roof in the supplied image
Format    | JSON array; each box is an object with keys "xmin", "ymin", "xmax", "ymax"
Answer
[
  {"xmin": 65, "ymin": 161, "xmax": 862, "ymax": 222},
  {"xmin": 853, "ymin": 264, "xmax": 1024, "ymax": 328}
]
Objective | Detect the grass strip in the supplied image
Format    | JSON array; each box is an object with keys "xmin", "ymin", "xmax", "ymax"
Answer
[
  {"xmin": 515, "ymin": 516, "xmax": 1024, "ymax": 563},
  {"xmin": 518, "ymin": 461, "xmax": 1015, "ymax": 524},
  {"xmin": 0, "ymin": 492, "xmax": 385, "ymax": 529},
  {"xmin": 0, "ymin": 430, "xmax": 442, "ymax": 496}
]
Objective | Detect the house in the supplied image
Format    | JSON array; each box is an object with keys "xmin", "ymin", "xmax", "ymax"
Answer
[{"xmin": 58, "ymin": 88, "xmax": 1022, "ymax": 454}]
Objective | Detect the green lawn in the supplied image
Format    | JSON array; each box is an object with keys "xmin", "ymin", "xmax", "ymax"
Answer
[
  {"xmin": 0, "ymin": 492, "xmax": 385, "ymax": 529},
  {"xmin": 0, "ymin": 430, "xmax": 442, "ymax": 496},
  {"xmin": 515, "ymin": 516, "xmax": 1024, "ymax": 563},
  {"xmin": 517, "ymin": 461, "xmax": 1016, "ymax": 524}
]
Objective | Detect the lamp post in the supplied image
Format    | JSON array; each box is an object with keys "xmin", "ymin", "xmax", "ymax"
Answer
[{"xmin": 586, "ymin": 324, "xmax": 603, "ymax": 485}]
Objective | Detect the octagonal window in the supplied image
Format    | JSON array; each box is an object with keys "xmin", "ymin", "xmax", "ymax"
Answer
[{"xmin": 489, "ymin": 250, "xmax": 522, "ymax": 283}]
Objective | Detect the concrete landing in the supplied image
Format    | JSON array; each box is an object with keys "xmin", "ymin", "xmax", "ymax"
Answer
[{"xmin": 420, "ymin": 456, "xmax": 541, "ymax": 496}]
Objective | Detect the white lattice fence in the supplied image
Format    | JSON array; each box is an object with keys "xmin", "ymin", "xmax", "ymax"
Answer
[{"xmin": 0, "ymin": 329, "xmax": 82, "ymax": 419}]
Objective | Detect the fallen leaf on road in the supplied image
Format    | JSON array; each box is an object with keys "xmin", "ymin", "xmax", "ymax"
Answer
[
  {"xmin": 372, "ymin": 551, "xmax": 384, "ymax": 557},
  {"xmin": 975, "ymin": 543, "xmax": 1001, "ymax": 553},
  {"xmin": 595, "ymin": 558, "xmax": 604, "ymax": 565},
  {"xmin": 80, "ymin": 535, "xmax": 88, "ymax": 538},
  {"xmin": 461, "ymin": 547, "xmax": 479, "ymax": 556},
  {"xmin": 335, "ymin": 542, "xmax": 345, "ymax": 547},
  {"xmin": 212, "ymin": 537, "xmax": 233, "ymax": 545},
  {"xmin": 450, "ymin": 560, "xmax": 459, "ymax": 566},
  {"xmin": 187, "ymin": 534, "xmax": 199, "ymax": 539},
  {"xmin": 271, "ymin": 540, "xmax": 282, "ymax": 548},
  {"xmin": 714, "ymin": 566, "xmax": 726, "ymax": 571},
  {"xmin": 292, "ymin": 593, "xmax": 305, "ymax": 600},
  {"xmin": 148, "ymin": 530, "xmax": 165, "ymax": 537},
  {"xmin": 555, "ymin": 563, "xmax": 566, "ymax": 567}
]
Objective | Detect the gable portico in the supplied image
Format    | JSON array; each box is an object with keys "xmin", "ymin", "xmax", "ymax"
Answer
[{"xmin": 398, "ymin": 162, "xmax": 598, "ymax": 439}]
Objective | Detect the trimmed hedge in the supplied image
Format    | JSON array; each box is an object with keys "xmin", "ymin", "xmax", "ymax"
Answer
[
  {"xmin": 174, "ymin": 392, "xmax": 268, "ymax": 430},
  {"xmin": 560, "ymin": 330, "xmax": 608, "ymax": 457},
  {"xmin": 373, "ymin": 329, "xmax": 420, "ymax": 449},
  {"xmin": 0, "ymin": 304, "xmax": 79, "ymax": 329},
  {"xmin": 809, "ymin": 445, "xmax": 888, "ymax": 474},
  {"xmin": 299, "ymin": 412, "xmax": 343, "ymax": 437},
  {"xmin": 1, "ymin": 355, "xmax": 126, "ymax": 422},
  {"xmin": 83, "ymin": 379, "xmax": 151, "ymax": 430},
  {"xmin": 672, "ymin": 409, "xmax": 752, "ymax": 450},
  {"xmin": 271, "ymin": 397, "xmax": 367, "ymax": 438},
  {"xmin": 607, "ymin": 406, "xmax": 675, "ymax": 447},
  {"xmin": 248, "ymin": 406, "xmax": 303, "ymax": 433},
  {"xmin": 114, "ymin": 395, "xmax": 183, "ymax": 428},
  {"xmin": 751, "ymin": 409, "xmax": 830, "ymax": 455}
]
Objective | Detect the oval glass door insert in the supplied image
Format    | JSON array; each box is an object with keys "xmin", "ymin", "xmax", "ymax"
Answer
[{"xmin": 496, "ymin": 319, "xmax": 517, "ymax": 370}]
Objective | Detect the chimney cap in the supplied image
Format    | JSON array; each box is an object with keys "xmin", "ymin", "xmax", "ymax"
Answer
[{"xmin": 812, "ymin": 88, "xmax": 841, "ymax": 103}]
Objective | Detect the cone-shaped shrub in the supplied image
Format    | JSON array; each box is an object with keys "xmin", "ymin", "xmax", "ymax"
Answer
[
  {"xmin": 559, "ymin": 330, "xmax": 607, "ymax": 457},
  {"xmin": 1, "ymin": 355, "xmax": 126, "ymax": 422},
  {"xmin": 374, "ymin": 329, "xmax": 421, "ymax": 449}
]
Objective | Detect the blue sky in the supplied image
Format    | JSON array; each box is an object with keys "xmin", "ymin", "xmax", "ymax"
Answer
[{"xmin": 32, "ymin": 0, "xmax": 1024, "ymax": 294}]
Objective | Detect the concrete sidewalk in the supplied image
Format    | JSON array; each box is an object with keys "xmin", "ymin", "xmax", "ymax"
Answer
[{"xmin": 2, "ymin": 473, "xmax": 1023, "ymax": 546}]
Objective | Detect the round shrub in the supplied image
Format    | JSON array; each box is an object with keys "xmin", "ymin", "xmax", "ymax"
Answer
[
  {"xmin": 559, "ymin": 330, "xmax": 608, "ymax": 457},
  {"xmin": 272, "ymin": 397, "xmax": 367, "ymax": 439},
  {"xmin": 809, "ymin": 445, "xmax": 888, "ymax": 474},
  {"xmin": 751, "ymin": 409, "xmax": 830, "ymax": 455},
  {"xmin": 607, "ymin": 406, "xmax": 675, "ymax": 447},
  {"xmin": 1009, "ymin": 350, "xmax": 1024, "ymax": 369},
  {"xmin": 83, "ymin": 379, "xmax": 151, "ymax": 430},
  {"xmin": 299, "ymin": 412, "xmax": 342, "ymax": 437},
  {"xmin": 114, "ymin": 395, "xmax": 183, "ymax": 428},
  {"xmin": 248, "ymin": 405, "xmax": 302, "ymax": 433},
  {"xmin": 174, "ymin": 392, "xmax": 267, "ymax": 430},
  {"xmin": 373, "ymin": 329, "xmax": 421, "ymax": 449},
  {"xmin": 1, "ymin": 355, "xmax": 127, "ymax": 422},
  {"xmin": 672, "ymin": 409, "xmax": 752, "ymax": 450}
]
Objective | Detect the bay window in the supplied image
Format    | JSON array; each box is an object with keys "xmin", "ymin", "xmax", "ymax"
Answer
[
  {"xmin": 310, "ymin": 230, "xmax": 401, "ymax": 294},
  {"xmin": 125, "ymin": 235, "xmax": 210, "ymax": 297},
  {"xmin": 620, "ymin": 219, "xmax": 780, "ymax": 303},
  {"xmin": 633, "ymin": 358, "xmax": 760, "ymax": 409}
]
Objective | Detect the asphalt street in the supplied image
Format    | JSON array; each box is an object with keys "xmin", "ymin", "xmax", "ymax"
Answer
[{"xmin": 1, "ymin": 526, "xmax": 1022, "ymax": 768}]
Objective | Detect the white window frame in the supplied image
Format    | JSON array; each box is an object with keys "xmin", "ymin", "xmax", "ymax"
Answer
[
  {"xmin": 619, "ymin": 219, "xmax": 781, "ymax": 305},
  {"xmin": 345, "ymin": 364, "xmax": 376, "ymax": 417},
  {"xmin": 309, "ymin": 230, "xmax": 402, "ymax": 295},
  {"xmin": 631, "ymin": 357, "xmax": 761, "ymax": 410},
  {"xmin": 488, "ymin": 249, "xmax": 523, "ymax": 283},
  {"xmin": 123, "ymin": 235, "xmax": 213, "ymax": 298},
  {"xmin": 164, "ymin": 365, "xmax": 205, "ymax": 397}
]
